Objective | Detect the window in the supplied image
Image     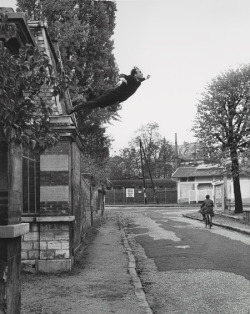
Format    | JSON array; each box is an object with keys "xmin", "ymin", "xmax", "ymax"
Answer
[{"xmin": 22, "ymin": 152, "xmax": 40, "ymax": 214}]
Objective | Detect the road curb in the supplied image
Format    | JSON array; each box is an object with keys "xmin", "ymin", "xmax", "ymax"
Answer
[
  {"xmin": 183, "ymin": 214, "xmax": 250, "ymax": 235},
  {"xmin": 120, "ymin": 226, "xmax": 153, "ymax": 314}
]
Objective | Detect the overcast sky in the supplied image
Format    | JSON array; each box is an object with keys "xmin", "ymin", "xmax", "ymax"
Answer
[{"xmin": 3, "ymin": 0, "xmax": 250, "ymax": 154}]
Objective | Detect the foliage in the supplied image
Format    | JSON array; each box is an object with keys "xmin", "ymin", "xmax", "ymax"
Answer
[
  {"xmin": 192, "ymin": 64, "xmax": 250, "ymax": 212},
  {"xmin": 17, "ymin": 0, "xmax": 120, "ymax": 157},
  {"xmin": 0, "ymin": 43, "xmax": 60, "ymax": 151},
  {"xmin": 107, "ymin": 122, "xmax": 175, "ymax": 179}
]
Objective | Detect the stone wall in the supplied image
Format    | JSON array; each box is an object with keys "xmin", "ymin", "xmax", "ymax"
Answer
[{"xmin": 21, "ymin": 218, "xmax": 74, "ymax": 273}]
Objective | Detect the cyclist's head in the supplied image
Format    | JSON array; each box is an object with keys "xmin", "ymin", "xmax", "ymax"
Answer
[{"xmin": 205, "ymin": 195, "xmax": 210, "ymax": 199}]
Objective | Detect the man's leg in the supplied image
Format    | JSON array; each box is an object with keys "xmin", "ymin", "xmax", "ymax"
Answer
[
  {"xmin": 68, "ymin": 100, "xmax": 120, "ymax": 114},
  {"xmin": 69, "ymin": 100, "xmax": 98, "ymax": 114}
]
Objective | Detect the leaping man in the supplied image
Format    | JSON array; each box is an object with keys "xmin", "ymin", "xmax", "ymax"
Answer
[{"xmin": 67, "ymin": 66, "xmax": 150, "ymax": 114}]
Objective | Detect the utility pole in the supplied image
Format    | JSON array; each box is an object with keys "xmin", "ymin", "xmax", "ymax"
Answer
[
  {"xmin": 175, "ymin": 133, "xmax": 178, "ymax": 169},
  {"xmin": 139, "ymin": 140, "xmax": 147, "ymax": 204},
  {"xmin": 194, "ymin": 142, "xmax": 197, "ymax": 165},
  {"xmin": 140, "ymin": 139, "xmax": 159, "ymax": 204}
]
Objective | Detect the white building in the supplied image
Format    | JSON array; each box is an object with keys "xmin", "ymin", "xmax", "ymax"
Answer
[{"xmin": 172, "ymin": 165, "xmax": 250, "ymax": 208}]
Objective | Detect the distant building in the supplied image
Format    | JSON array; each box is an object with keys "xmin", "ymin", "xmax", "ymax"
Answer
[{"xmin": 172, "ymin": 164, "xmax": 250, "ymax": 206}]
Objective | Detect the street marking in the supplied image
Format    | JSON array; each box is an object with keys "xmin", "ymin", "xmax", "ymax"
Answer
[{"xmin": 175, "ymin": 245, "xmax": 190, "ymax": 249}]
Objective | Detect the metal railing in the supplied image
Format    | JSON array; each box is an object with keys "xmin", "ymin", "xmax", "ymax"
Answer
[{"xmin": 22, "ymin": 153, "xmax": 40, "ymax": 214}]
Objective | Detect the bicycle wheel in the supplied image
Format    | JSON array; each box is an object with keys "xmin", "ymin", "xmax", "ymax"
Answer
[
  {"xmin": 205, "ymin": 214, "xmax": 208, "ymax": 228},
  {"xmin": 207, "ymin": 214, "xmax": 212, "ymax": 229},
  {"xmin": 209, "ymin": 215, "xmax": 213, "ymax": 228}
]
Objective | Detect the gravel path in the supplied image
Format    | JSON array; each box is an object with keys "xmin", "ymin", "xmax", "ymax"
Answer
[{"xmin": 21, "ymin": 213, "xmax": 146, "ymax": 314}]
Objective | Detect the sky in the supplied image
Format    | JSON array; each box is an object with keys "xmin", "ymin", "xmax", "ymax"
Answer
[{"xmin": 3, "ymin": 0, "xmax": 250, "ymax": 154}]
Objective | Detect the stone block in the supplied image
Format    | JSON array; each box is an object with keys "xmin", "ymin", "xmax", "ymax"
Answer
[
  {"xmin": 61, "ymin": 241, "xmax": 69, "ymax": 250},
  {"xmin": 0, "ymin": 223, "xmax": 29, "ymax": 238},
  {"xmin": 47, "ymin": 241, "xmax": 62, "ymax": 250},
  {"xmin": 37, "ymin": 259, "xmax": 72, "ymax": 273},
  {"xmin": 22, "ymin": 242, "xmax": 33, "ymax": 250},
  {"xmin": 21, "ymin": 251, "xmax": 28, "ymax": 259},
  {"xmin": 40, "ymin": 241, "xmax": 47, "ymax": 250},
  {"xmin": 54, "ymin": 232, "xmax": 69, "ymax": 240},
  {"xmin": 55, "ymin": 250, "xmax": 69, "ymax": 259},
  {"xmin": 21, "ymin": 260, "xmax": 36, "ymax": 274},
  {"xmin": 28, "ymin": 250, "xmax": 39, "ymax": 259},
  {"xmin": 40, "ymin": 250, "xmax": 55, "ymax": 260},
  {"xmin": 40, "ymin": 232, "xmax": 55, "ymax": 240},
  {"xmin": 23, "ymin": 232, "xmax": 39, "ymax": 241},
  {"xmin": 33, "ymin": 241, "xmax": 40, "ymax": 250}
]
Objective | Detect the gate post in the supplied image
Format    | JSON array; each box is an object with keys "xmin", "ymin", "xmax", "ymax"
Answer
[{"xmin": 0, "ymin": 143, "xmax": 29, "ymax": 314}]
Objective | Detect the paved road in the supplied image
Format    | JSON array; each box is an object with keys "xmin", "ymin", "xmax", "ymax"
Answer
[{"xmin": 116, "ymin": 207, "xmax": 250, "ymax": 314}]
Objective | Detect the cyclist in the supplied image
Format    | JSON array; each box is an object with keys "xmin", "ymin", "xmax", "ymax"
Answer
[{"xmin": 200, "ymin": 194, "xmax": 215, "ymax": 223}]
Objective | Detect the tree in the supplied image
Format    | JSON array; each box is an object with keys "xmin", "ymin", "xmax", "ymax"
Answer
[
  {"xmin": 132, "ymin": 122, "xmax": 175, "ymax": 179},
  {"xmin": 16, "ymin": 0, "xmax": 120, "ymax": 160},
  {"xmin": 192, "ymin": 64, "xmax": 250, "ymax": 213},
  {"xmin": 0, "ymin": 42, "xmax": 61, "ymax": 151},
  {"xmin": 107, "ymin": 122, "xmax": 175, "ymax": 179}
]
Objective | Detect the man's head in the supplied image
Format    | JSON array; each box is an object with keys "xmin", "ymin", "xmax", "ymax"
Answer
[
  {"xmin": 131, "ymin": 66, "xmax": 144, "ymax": 80},
  {"xmin": 206, "ymin": 195, "xmax": 210, "ymax": 199}
]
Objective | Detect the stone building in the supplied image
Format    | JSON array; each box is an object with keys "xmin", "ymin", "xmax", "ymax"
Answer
[{"xmin": 0, "ymin": 7, "xmax": 104, "ymax": 313}]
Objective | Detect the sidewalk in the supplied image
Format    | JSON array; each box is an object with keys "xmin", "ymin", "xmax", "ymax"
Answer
[
  {"xmin": 21, "ymin": 212, "xmax": 151, "ymax": 314},
  {"xmin": 183, "ymin": 208, "xmax": 250, "ymax": 235},
  {"xmin": 21, "ymin": 208, "xmax": 250, "ymax": 313}
]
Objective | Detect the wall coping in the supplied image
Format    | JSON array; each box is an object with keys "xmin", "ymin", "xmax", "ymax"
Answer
[
  {"xmin": 21, "ymin": 216, "xmax": 75, "ymax": 223},
  {"xmin": 0, "ymin": 223, "xmax": 29, "ymax": 238}
]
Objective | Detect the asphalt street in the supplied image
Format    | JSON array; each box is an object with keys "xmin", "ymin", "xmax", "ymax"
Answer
[{"xmin": 118, "ymin": 207, "xmax": 250, "ymax": 314}]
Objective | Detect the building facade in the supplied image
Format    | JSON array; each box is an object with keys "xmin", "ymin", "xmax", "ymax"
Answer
[{"xmin": 172, "ymin": 164, "xmax": 250, "ymax": 208}]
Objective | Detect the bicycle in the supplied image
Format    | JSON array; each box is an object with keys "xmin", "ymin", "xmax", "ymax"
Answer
[{"xmin": 204, "ymin": 213, "xmax": 213, "ymax": 229}]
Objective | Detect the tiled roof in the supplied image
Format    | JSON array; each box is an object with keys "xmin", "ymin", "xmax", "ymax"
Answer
[
  {"xmin": 111, "ymin": 178, "xmax": 176, "ymax": 186},
  {"xmin": 172, "ymin": 166, "xmax": 224, "ymax": 178},
  {"xmin": 172, "ymin": 167, "xmax": 196, "ymax": 178},
  {"xmin": 192, "ymin": 168, "xmax": 224, "ymax": 177}
]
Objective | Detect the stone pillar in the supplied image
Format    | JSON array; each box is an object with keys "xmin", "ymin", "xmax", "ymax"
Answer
[
  {"xmin": 0, "ymin": 143, "xmax": 29, "ymax": 314},
  {"xmin": 37, "ymin": 116, "xmax": 81, "ymax": 272}
]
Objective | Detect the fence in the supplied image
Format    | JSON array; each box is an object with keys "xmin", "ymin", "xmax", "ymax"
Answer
[{"xmin": 105, "ymin": 188, "xmax": 177, "ymax": 205}]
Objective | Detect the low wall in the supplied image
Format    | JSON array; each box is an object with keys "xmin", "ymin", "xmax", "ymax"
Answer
[
  {"xmin": 21, "ymin": 216, "xmax": 74, "ymax": 273},
  {"xmin": 21, "ymin": 182, "xmax": 104, "ymax": 273}
]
